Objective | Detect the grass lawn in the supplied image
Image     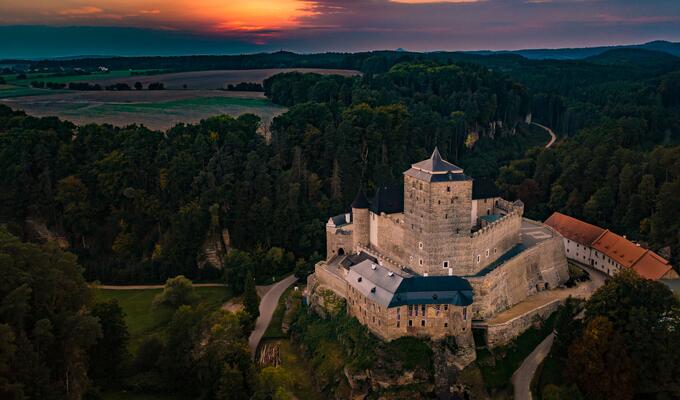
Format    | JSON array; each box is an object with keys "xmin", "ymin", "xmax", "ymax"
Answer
[
  {"xmin": 265, "ymin": 339, "xmax": 324, "ymax": 400},
  {"xmin": 95, "ymin": 287, "xmax": 229, "ymax": 352}
]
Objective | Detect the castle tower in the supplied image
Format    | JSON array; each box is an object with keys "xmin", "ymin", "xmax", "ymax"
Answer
[
  {"xmin": 351, "ymin": 189, "xmax": 370, "ymax": 253},
  {"xmin": 403, "ymin": 148, "xmax": 473, "ymax": 276}
]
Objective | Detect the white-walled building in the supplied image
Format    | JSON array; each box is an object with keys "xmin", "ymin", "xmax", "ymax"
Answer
[{"xmin": 545, "ymin": 212, "xmax": 678, "ymax": 280}]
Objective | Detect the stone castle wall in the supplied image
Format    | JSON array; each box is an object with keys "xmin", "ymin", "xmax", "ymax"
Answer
[
  {"xmin": 468, "ymin": 236, "xmax": 569, "ymax": 320},
  {"xmin": 484, "ymin": 299, "xmax": 561, "ymax": 348},
  {"xmin": 404, "ymin": 174, "xmax": 474, "ymax": 276},
  {"xmin": 469, "ymin": 211, "xmax": 522, "ymax": 274},
  {"xmin": 313, "ymin": 261, "xmax": 349, "ymax": 298},
  {"xmin": 369, "ymin": 212, "xmax": 408, "ymax": 266},
  {"xmin": 326, "ymin": 225, "xmax": 353, "ymax": 260}
]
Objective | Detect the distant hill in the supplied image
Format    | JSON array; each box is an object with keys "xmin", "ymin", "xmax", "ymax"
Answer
[
  {"xmin": 585, "ymin": 48, "xmax": 680, "ymax": 68},
  {"xmin": 477, "ymin": 40, "xmax": 680, "ymax": 60}
]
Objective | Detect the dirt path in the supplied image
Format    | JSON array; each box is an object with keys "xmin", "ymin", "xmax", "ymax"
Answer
[
  {"xmin": 248, "ymin": 275, "xmax": 298, "ymax": 357},
  {"xmin": 94, "ymin": 283, "xmax": 226, "ymax": 290},
  {"xmin": 531, "ymin": 122, "xmax": 557, "ymax": 149}
]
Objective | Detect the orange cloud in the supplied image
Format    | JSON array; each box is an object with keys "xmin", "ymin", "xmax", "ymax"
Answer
[{"xmin": 58, "ymin": 6, "xmax": 102, "ymax": 16}]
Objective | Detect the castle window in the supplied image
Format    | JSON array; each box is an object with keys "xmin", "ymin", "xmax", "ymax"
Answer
[
  {"xmin": 419, "ymin": 259, "xmax": 423, "ymax": 266},
  {"xmin": 477, "ymin": 255, "xmax": 481, "ymax": 263},
  {"xmin": 445, "ymin": 213, "xmax": 448, "ymax": 219},
  {"xmin": 372, "ymin": 316, "xmax": 375, "ymax": 323},
  {"xmin": 418, "ymin": 242, "xmax": 423, "ymax": 249},
  {"xmin": 443, "ymin": 261, "xmax": 449, "ymax": 269},
  {"xmin": 397, "ymin": 321, "xmax": 400, "ymax": 327},
  {"xmin": 463, "ymin": 307, "xmax": 467, "ymax": 320},
  {"xmin": 451, "ymin": 199, "xmax": 454, "ymax": 204},
  {"xmin": 438, "ymin": 200, "xmax": 441, "ymax": 204},
  {"xmin": 447, "ymin": 186, "xmax": 451, "ymax": 192},
  {"xmin": 444, "ymin": 305, "xmax": 448, "ymax": 311},
  {"xmin": 411, "ymin": 224, "xmax": 414, "ymax": 230},
  {"xmin": 421, "ymin": 320, "xmax": 425, "ymax": 327},
  {"xmin": 494, "ymin": 248, "xmax": 497, "ymax": 254},
  {"xmin": 419, "ymin": 183, "xmax": 423, "ymax": 190},
  {"xmin": 409, "ymin": 320, "xmax": 413, "ymax": 326},
  {"xmin": 486, "ymin": 249, "xmax": 490, "ymax": 258},
  {"xmin": 444, "ymin": 322, "xmax": 448, "ymax": 328},
  {"xmin": 421, "ymin": 305, "xmax": 426, "ymax": 314}
]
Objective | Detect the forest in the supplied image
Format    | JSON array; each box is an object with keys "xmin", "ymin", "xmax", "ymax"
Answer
[
  {"xmin": 2, "ymin": 47, "xmax": 680, "ymax": 399},
  {"xmin": 0, "ymin": 59, "xmax": 533, "ymax": 286}
]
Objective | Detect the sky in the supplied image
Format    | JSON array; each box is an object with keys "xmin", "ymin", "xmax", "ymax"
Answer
[{"xmin": 1, "ymin": 0, "xmax": 679, "ymax": 57}]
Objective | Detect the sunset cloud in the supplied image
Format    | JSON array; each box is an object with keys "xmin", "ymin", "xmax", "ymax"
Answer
[
  {"xmin": 0, "ymin": 0, "xmax": 678, "ymax": 56},
  {"xmin": 58, "ymin": 6, "xmax": 102, "ymax": 16}
]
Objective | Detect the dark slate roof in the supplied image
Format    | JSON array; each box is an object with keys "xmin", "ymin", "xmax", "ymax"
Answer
[
  {"xmin": 351, "ymin": 189, "xmax": 370, "ymax": 209},
  {"xmin": 410, "ymin": 147, "xmax": 463, "ymax": 174},
  {"xmin": 330, "ymin": 213, "xmax": 351, "ymax": 227},
  {"xmin": 472, "ymin": 178, "xmax": 501, "ymax": 200},
  {"xmin": 370, "ymin": 185, "xmax": 404, "ymax": 214},
  {"xmin": 404, "ymin": 168, "xmax": 472, "ymax": 183},
  {"xmin": 389, "ymin": 276, "xmax": 474, "ymax": 307}
]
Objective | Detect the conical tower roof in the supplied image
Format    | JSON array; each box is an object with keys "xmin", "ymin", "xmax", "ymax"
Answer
[{"xmin": 351, "ymin": 189, "xmax": 370, "ymax": 209}]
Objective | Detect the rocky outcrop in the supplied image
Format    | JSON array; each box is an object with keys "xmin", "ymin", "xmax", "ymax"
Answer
[
  {"xmin": 24, "ymin": 218, "xmax": 69, "ymax": 249},
  {"xmin": 197, "ymin": 227, "xmax": 230, "ymax": 269}
]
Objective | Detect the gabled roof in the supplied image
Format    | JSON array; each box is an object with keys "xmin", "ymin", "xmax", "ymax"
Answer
[
  {"xmin": 347, "ymin": 260, "xmax": 403, "ymax": 307},
  {"xmin": 370, "ymin": 185, "xmax": 404, "ymax": 214},
  {"xmin": 631, "ymin": 251, "xmax": 673, "ymax": 280},
  {"xmin": 591, "ymin": 230, "xmax": 646, "ymax": 268},
  {"xmin": 345, "ymin": 260, "xmax": 474, "ymax": 308},
  {"xmin": 544, "ymin": 212, "xmax": 605, "ymax": 246},
  {"xmin": 390, "ymin": 276, "xmax": 474, "ymax": 307},
  {"xmin": 410, "ymin": 147, "xmax": 464, "ymax": 174}
]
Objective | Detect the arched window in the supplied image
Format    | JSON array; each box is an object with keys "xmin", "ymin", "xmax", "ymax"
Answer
[{"xmin": 337, "ymin": 248, "xmax": 345, "ymax": 256}]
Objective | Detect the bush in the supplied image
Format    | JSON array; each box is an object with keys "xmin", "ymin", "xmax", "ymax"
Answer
[{"xmin": 153, "ymin": 275, "xmax": 198, "ymax": 308}]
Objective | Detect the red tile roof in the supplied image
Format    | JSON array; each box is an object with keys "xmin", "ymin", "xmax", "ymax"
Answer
[
  {"xmin": 631, "ymin": 250, "xmax": 674, "ymax": 280},
  {"xmin": 591, "ymin": 230, "xmax": 646, "ymax": 268},
  {"xmin": 544, "ymin": 212, "xmax": 676, "ymax": 281},
  {"xmin": 544, "ymin": 212, "xmax": 606, "ymax": 246}
]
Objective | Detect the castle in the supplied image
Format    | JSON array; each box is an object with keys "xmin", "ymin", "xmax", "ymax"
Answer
[{"xmin": 308, "ymin": 149, "xmax": 569, "ymax": 364}]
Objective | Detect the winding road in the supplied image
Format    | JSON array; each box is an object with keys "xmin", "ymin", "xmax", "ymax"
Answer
[
  {"xmin": 248, "ymin": 274, "xmax": 298, "ymax": 356},
  {"xmin": 511, "ymin": 332, "xmax": 555, "ymax": 400},
  {"xmin": 532, "ymin": 122, "xmax": 557, "ymax": 149},
  {"xmin": 511, "ymin": 265, "xmax": 608, "ymax": 400}
]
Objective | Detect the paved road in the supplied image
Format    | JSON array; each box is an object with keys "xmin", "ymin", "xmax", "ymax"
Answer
[
  {"xmin": 95, "ymin": 283, "xmax": 226, "ymax": 290},
  {"xmin": 532, "ymin": 122, "xmax": 557, "ymax": 149},
  {"xmin": 511, "ymin": 264, "xmax": 607, "ymax": 400},
  {"xmin": 248, "ymin": 274, "xmax": 298, "ymax": 356},
  {"xmin": 512, "ymin": 332, "xmax": 556, "ymax": 400}
]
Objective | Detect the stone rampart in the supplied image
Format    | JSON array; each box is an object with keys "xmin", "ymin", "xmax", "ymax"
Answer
[
  {"xmin": 468, "ymin": 236, "xmax": 569, "ymax": 320},
  {"xmin": 485, "ymin": 299, "xmax": 560, "ymax": 348}
]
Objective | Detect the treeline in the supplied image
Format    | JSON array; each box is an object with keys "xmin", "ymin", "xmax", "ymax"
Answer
[
  {"xmin": 227, "ymin": 82, "xmax": 263, "ymax": 92},
  {"xmin": 0, "ymin": 61, "xmax": 532, "ymax": 284},
  {"xmin": 496, "ymin": 53, "xmax": 680, "ymax": 262},
  {"xmin": 0, "ymin": 227, "xmax": 257, "ymax": 399},
  {"xmin": 29, "ymin": 81, "xmax": 165, "ymax": 91},
  {"xmin": 537, "ymin": 270, "xmax": 680, "ymax": 399}
]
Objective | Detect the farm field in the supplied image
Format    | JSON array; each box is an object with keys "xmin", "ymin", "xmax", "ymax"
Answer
[{"xmin": 0, "ymin": 68, "xmax": 359, "ymax": 130}]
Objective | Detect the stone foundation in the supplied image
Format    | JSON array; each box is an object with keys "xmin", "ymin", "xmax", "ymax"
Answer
[
  {"xmin": 468, "ymin": 236, "xmax": 569, "ymax": 320},
  {"xmin": 484, "ymin": 299, "xmax": 561, "ymax": 348}
]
